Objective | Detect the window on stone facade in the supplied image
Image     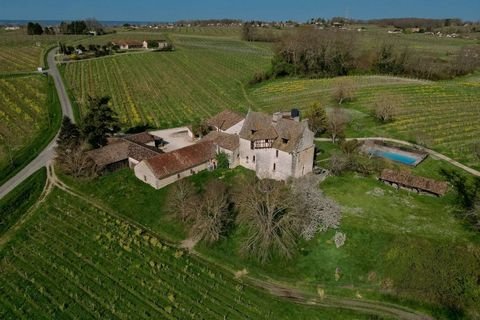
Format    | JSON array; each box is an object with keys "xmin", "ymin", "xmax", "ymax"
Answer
[
  {"xmin": 177, "ymin": 173, "xmax": 181, "ymax": 178},
  {"xmin": 273, "ymin": 163, "xmax": 276, "ymax": 171},
  {"xmin": 253, "ymin": 156, "xmax": 256, "ymax": 163},
  {"xmin": 276, "ymin": 150, "xmax": 279, "ymax": 158},
  {"xmin": 246, "ymin": 156, "xmax": 249, "ymax": 163},
  {"xmin": 143, "ymin": 175, "xmax": 147, "ymax": 182}
]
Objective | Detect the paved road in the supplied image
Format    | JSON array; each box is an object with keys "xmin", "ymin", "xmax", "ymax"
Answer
[
  {"xmin": 316, "ymin": 137, "xmax": 480, "ymax": 177},
  {"xmin": 0, "ymin": 48, "xmax": 73, "ymax": 199}
]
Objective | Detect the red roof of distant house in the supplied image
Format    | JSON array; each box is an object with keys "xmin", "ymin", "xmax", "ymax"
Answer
[{"xmin": 144, "ymin": 141, "xmax": 216, "ymax": 179}]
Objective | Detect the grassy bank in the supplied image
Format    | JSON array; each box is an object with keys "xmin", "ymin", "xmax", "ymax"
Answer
[{"xmin": 0, "ymin": 167, "xmax": 46, "ymax": 236}]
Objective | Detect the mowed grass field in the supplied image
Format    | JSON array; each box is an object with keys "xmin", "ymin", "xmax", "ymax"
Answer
[
  {"xmin": 0, "ymin": 186, "xmax": 366, "ymax": 320},
  {"xmin": 0, "ymin": 75, "xmax": 61, "ymax": 184},
  {"xmin": 61, "ymin": 33, "xmax": 272, "ymax": 128}
]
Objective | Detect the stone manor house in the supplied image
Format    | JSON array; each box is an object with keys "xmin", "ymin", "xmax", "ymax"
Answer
[{"xmin": 88, "ymin": 109, "xmax": 315, "ymax": 189}]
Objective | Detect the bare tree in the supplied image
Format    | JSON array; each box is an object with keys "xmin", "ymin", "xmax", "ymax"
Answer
[
  {"xmin": 189, "ymin": 180, "xmax": 231, "ymax": 244},
  {"xmin": 329, "ymin": 153, "xmax": 349, "ymax": 175},
  {"xmin": 291, "ymin": 176, "xmax": 342, "ymax": 240},
  {"xmin": 235, "ymin": 178, "xmax": 301, "ymax": 263},
  {"xmin": 374, "ymin": 94, "xmax": 403, "ymax": 122},
  {"xmin": 167, "ymin": 179, "xmax": 197, "ymax": 222},
  {"xmin": 327, "ymin": 107, "xmax": 349, "ymax": 143},
  {"xmin": 57, "ymin": 142, "xmax": 96, "ymax": 178},
  {"xmin": 332, "ymin": 78, "xmax": 356, "ymax": 105},
  {"xmin": 85, "ymin": 18, "xmax": 103, "ymax": 33}
]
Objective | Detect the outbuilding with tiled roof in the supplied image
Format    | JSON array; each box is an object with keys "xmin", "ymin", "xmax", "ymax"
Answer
[
  {"xmin": 379, "ymin": 169, "xmax": 448, "ymax": 197},
  {"xmin": 134, "ymin": 141, "xmax": 217, "ymax": 189}
]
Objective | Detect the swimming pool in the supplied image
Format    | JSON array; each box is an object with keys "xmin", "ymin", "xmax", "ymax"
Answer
[{"xmin": 371, "ymin": 150, "xmax": 418, "ymax": 166}]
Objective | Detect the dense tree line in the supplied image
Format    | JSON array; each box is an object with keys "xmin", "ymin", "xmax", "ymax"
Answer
[
  {"xmin": 59, "ymin": 19, "xmax": 104, "ymax": 35},
  {"xmin": 27, "ymin": 22, "xmax": 43, "ymax": 35},
  {"xmin": 260, "ymin": 27, "xmax": 480, "ymax": 81},
  {"xmin": 366, "ymin": 17, "xmax": 465, "ymax": 29}
]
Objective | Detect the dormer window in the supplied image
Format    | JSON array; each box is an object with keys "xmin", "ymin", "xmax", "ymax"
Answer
[
  {"xmin": 282, "ymin": 138, "xmax": 289, "ymax": 144},
  {"xmin": 251, "ymin": 129, "xmax": 257, "ymax": 135}
]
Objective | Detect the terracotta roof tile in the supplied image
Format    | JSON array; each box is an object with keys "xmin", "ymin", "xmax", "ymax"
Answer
[
  {"xmin": 239, "ymin": 111, "xmax": 312, "ymax": 153},
  {"xmin": 206, "ymin": 110, "xmax": 244, "ymax": 131},
  {"xmin": 203, "ymin": 131, "xmax": 239, "ymax": 151},
  {"xmin": 124, "ymin": 132, "xmax": 156, "ymax": 145},
  {"xmin": 380, "ymin": 169, "xmax": 448, "ymax": 196},
  {"xmin": 144, "ymin": 141, "xmax": 216, "ymax": 179},
  {"xmin": 87, "ymin": 138, "xmax": 162, "ymax": 168}
]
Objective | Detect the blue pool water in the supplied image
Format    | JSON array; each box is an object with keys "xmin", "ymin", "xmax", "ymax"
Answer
[{"xmin": 371, "ymin": 150, "xmax": 418, "ymax": 165}]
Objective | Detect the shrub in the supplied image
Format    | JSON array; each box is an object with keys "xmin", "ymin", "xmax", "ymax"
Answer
[{"xmin": 215, "ymin": 152, "xmax": 230, "ymax": 169}]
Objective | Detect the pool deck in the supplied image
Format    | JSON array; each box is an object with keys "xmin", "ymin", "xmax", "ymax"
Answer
[{"xmin": 361, "ymin": 143, "xmax": 427, "ymax": 167}]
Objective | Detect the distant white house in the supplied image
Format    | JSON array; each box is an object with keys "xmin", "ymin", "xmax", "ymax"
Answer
[
  {"xmin": 113, "ymin": 40, "xmax": 169, "ymax": 50},
  {"xmin": 113, "ymin": 40, "xmax": 148, "ymax": 50}
]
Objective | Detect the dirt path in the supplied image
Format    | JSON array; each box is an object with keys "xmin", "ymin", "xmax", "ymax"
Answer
[
  {"xmin": 316, "ymin": 137, "xmax": 480, "ymax": 177},
  {"xmin": 45, "ymin": 164, "xmax": 433, "ymax": 320}
]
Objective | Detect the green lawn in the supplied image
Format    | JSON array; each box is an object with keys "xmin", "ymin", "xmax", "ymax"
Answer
[
  {"xmin": 0, "ymin": 186, "xmax": 371, "ymax": 319},
  {"xmin": 60, "ymin": 155, "xmax": 480, "ymax": 319}
]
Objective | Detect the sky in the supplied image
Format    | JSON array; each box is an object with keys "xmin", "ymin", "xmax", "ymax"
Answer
[{"xmin": 1, "ymin": 0, "xmax": 480, "ymax": 22}]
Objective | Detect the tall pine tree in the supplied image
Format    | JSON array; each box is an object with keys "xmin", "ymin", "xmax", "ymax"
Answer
[{"xmin": 82, "ymin": 96, "xmax": 120, "ymax": 148}]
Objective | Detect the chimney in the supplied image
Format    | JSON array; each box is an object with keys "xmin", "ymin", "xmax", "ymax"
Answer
[
  {"xmin": 291, "ymin": 108, "xmax": 300, "ymax": 122},
  {"xmin": 272, "ymin": 112, "xmax": 282, "ymax": 124}
]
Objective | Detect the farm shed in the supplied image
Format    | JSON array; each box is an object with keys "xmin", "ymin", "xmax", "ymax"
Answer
[
  {"xmin": 87, "ymin": 136, "xmax": 162, "ymax": 173},
  {"xmin": 134, "ymin": 141, "xmax": 216, "ymax": 189},
  {"xmin": 379, "ymin": 169, "xmax": 448, "ymax": 197}
]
